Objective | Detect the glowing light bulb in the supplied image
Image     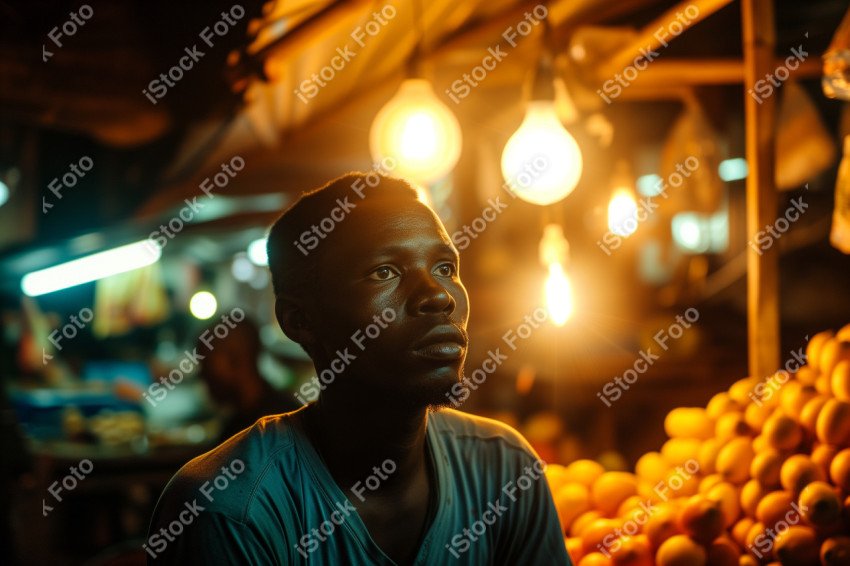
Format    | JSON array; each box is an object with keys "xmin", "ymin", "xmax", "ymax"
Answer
[
  {"xmin": 370, "ymin": 79, "xmax": 462, "ymax": 184},
  {"xmin": 501, "ymin": 101, "xmax": 583, "ymax": 205},
  {"xmin": 189, "ymin": 291, "xmax": 217, "ymax": 320},
  {"xmin": 544, "ymin": 262, "xmax": 574, "ymax": 326},
  {"xmin": 608, "ymin": 188, "xmax": 639, "ymax": 237}
]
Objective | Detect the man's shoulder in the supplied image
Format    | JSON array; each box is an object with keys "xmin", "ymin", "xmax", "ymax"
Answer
[
  {"xmin": 429, "ymin": 408, "xmax": 540, "ymax": 460},
  {"xmin": 153, "ymin": 412, "xmax": 299, "ymax": 523}
]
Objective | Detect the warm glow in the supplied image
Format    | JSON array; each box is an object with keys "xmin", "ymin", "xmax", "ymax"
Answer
[
  {"xmin": 369, "ymin": 79, "xmax": 462, "ymax": 184},
  {"xmin": 189, "ymin": 291, "xmax": 217, "ymax": 320},
  {"xmin": 544, "ymin": 262, "xmax": 574, "ymax": 326},
  {"xmin": 501, "ymin": 101, "xmax": 583, "ymax": 205},
  {"xmin": 21, "ymin": 240, "xmax": 161, "ymax": 296},
  {"xmin": 608, "ymin": 188, "xmax": 639, "ymax": 237}
]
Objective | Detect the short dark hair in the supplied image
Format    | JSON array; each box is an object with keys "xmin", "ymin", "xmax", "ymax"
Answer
[{"xmin": 266, "ymin": 172, "xmax": 420, "ymax": 301}]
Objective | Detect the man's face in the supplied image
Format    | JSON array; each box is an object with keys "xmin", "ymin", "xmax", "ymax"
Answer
[{"xmin": 307, "ymin": 196, "xmax": 469, "ymax": 407}]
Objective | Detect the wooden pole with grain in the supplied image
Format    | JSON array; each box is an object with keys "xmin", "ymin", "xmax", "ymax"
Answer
[{"xmin": 742, "ymin": 0, "xmax": 780, "ymax": 380}]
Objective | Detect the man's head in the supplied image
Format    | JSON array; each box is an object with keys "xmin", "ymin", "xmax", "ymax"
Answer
[{"xmin": 267, "ymin": 173, "xmax": 469, "ymax": 408}]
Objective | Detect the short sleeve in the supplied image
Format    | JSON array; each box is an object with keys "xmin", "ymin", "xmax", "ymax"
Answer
[
  {"xmin": 146, "ymin": 510, "xmax": 279, "ymax": 566},
  {"xmin": 496, "ymin": 458, "xmax": 573, "ymax": 566}
]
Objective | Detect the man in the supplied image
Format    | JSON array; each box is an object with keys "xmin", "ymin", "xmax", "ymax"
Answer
[{"xmin": 147, "ymin": 173, "xmax": 571, "ymax": 565}]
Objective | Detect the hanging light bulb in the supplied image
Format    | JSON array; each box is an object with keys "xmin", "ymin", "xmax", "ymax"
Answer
[
  {"xmin": 538, "ymin": 223, "xmax": 575, "ymax": 325},
  {"xmin": 370, "ymin": 78, "xmax": 462, "ymax": 185},
  {"xmin": 544, "ymin": 261, "xmax": 574, "ymax": 326},
  {"xmin": 607, "ymin": 161, "xmax": 639, "ymax": 237},
  {"xmin": 501, "ymin": 47, "xmax": 582, "ymax": 206}
]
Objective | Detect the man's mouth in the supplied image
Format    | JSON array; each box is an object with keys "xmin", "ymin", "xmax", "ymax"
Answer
[{"xmin": 411, "ymin": 325, "xmax": 467, "ymax": 361}]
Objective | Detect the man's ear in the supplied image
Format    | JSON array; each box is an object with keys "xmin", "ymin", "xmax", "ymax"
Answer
[{"xmin": 275, "ymin": 295, "xmax": 316, "ymax": 353}]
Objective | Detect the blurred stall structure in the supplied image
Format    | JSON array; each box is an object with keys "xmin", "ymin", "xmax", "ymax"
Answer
[{"xmin": 2, "ymin": 0, "xmax": 850, "ymax": 563}]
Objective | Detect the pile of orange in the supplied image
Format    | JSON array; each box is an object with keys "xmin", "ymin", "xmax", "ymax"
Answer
[{"xmin": 546, "ymin": 324, "xmax": 850, "ymax": 565}]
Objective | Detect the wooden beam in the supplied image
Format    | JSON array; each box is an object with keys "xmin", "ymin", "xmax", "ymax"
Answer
[
  {"xmin": 594, "ymin": 56, "xmax": 821, "ymax": 86},
  {"xmin": 742, "ymin": 0, "xmax": 780, "ymax": 379},
  {"xmin": 598, "ymin": 0, "xmax": 734, "ymax": 79}
]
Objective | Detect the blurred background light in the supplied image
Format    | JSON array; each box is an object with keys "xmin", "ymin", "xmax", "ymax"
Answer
[
  {"xmin": 189, "ymin": 291, "xmax": 217, "ymax": 319},
  {"xmin": 247, "ymin": 238, "xmax": 268, "ymax": 266}
]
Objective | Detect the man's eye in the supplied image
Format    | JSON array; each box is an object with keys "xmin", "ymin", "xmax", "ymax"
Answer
[
  {"xmin": 368, "ymin": 266, "xmax": 398, "ymax": 281},
  {"xmin": 434, "ymin": 263, "xmax": 457, "ymax": 277}
]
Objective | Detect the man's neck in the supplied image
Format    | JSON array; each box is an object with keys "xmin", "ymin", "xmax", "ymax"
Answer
[{"xmin": 303, "ymin": 390, "xmax": 429, "ymax": 492}]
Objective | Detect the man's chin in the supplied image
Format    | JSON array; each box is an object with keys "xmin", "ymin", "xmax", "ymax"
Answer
[{"xmin": 396, "ymin": 367, "xmax": 461, "ymax": 409}]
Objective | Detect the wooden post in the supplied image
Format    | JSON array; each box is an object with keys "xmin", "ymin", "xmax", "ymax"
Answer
[{"xmin": 742, "ymin": 0, "xmax": 780, "ymax": 379}]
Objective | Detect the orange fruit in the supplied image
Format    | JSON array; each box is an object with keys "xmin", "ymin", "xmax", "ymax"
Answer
[
  {"xmin": 744, "ymin": 402, "xmax": 773, "ymax": 433},
  {"xmin": 755, "ymin": 490, "xmax": 794, "ymax": 529},
  {"xmin": 780, "ymin": 454, "xmax": 825, "ymax": 495},
  {"xmin": 821, "ymin": 536, "xmax": 850, "ymax": 565},
  {"xmin": 796, "ymin": 365, "xmax": 817, "ymax": 385},
  {"xmin": 745, "ymin": 521, "xmax": 768, "ymax": 559},
  {"xmin": 566, "ymin": 537, "xmax": 585, "ymax": 564},
  {"xmin": 566, "ymin": 459, "xmax": 606, "ymax": 488},
  {"xmin": 729, "ymin": 377, "xmax": 760, "ymax": 405},
  {"xmin": 773, "ymin": 525, "xmax": 819, "ymax": 566},
  {"xmin": 798, "ymin": 481, "xmax": 842, "ymax": 528},
  {"xmin": 610, "ymin": 535, "xmax": 652, "ymax": 566},
  {"xmin": 592, "ymin": 472, "xmax": 638, "ymax": 517},
  {"xmin": 812, "ymin": 444, "xmax": 839, "ymax": 478},
  {"xmin": 581, "ymin": 518, "xmax": 620, "ymax": 555},
  {"xmin": 832, "ymin": 361, "xmax": 850, "ymax": 401},
  {"xmin": 706, "ymin": 392, "xmax": 740, "ymax": 420},
  {"xmin": 554, "ymin": 483, "xmax": 591, "ymax": 533},
  {"xmin": 763, "ymin": 412, "xmax": 803, "ymax": 451},
  {"xmin": 738, "ymin": 554, "xmax": 759, "ymax": 566},
  {"xmin": 572, "ymin": 510, "xmax": 603, "ymax": 537},
  {"xmin": 731, "ymin": 517, "xmax": 755, "ymax": 548},
  {"xmin": 661, "ymin": 438, "xmax": 701, "ymax": 467},
  {"xmin": 578, "ymin": 552, "xmax": 613, "ymax": 566},
  {"xmin": 664, "ymin": 408, "xmax": 713, "ymax": 440},
  {"xmin": 655, "ymin": 534, "xmax": 706, "ymax": 566},
  {"xmin": 800, "ymin": 395, "xmax": 829, "ymax": 433},
  {"xmin": 817, "ymin": 399, "xmax": 850, "ymax": 446},
  {"xmin": 697, "ymin": 440, "xmax": 721, "ymax": 476},
  {"xmin": 698, "ymin": 473, "xmax": 723, "ymax": 494},
  {"xmin": 706, "ymin": 537, "xmax": 739, "ymax": 566},
  {"xmin": 740, "ymin": 479, "xmax": 767, "ymax": 518},
  {"xmin": 715, "ymin": 412, "xmax": 752, "ymax": 441},
  {"xmin": 546, "ymin": 463, "xmax": 571, "ymax": 493},
  {"xmin": 830, "ymin": 448, "xmax": 850, "ymax": 491},
  {"xmin": 807, "ymin": 330, "xmax": 835, "ymax": 374},
  {"xmin": 644, "ymin": 504, "xmax": 679, "ymax": 550},
  {"xmin": 635, "ymin": 452, "xmax": 668, "ymax": 485},
  {"xmin": 780, "ymin": 382, "xmax": 819, "ymax": 421},
  {"xmin": 821, "ymin": 338, "xmax": 850, "ymax": 379},
  {"xmin": 751, "ymin": 448, "xmax": 783, "ymax": 489},
  {"xmin": 678, "ymin": 494, "xmax": 724, "ymax": 545},
  {"xmin": 706, "ymin": 481, "xmax": 741, "ymax": 527},
  {"xmin": 715, "ymin": 437, "xmax": 754, "ymax": 484}
]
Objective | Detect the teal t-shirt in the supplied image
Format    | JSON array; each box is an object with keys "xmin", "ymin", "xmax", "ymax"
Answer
[{"xmin": 147, "ymin": 407, "xmax": 572, "ymax": 565}]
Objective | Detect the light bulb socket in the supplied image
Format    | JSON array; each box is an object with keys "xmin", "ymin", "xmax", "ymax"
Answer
[{"xmin": 528, "ymin": 51, "xmax": 557, "ymax": 101}]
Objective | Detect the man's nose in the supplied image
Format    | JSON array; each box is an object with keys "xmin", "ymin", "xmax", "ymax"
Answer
[{"xmin": 409, "ymin": 272, "xmax": 455, "ymax": 315}]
